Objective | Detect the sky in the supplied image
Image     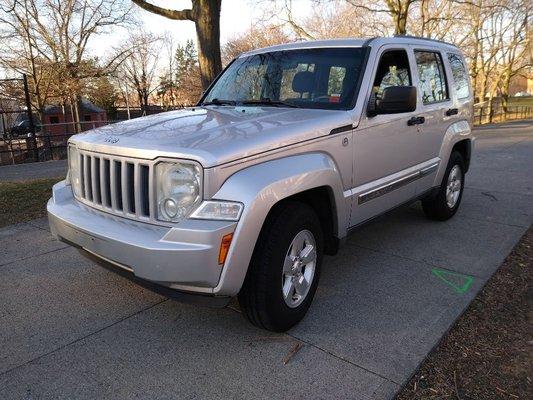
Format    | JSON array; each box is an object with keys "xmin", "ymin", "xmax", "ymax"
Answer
[{"xmin": 90, "ymin": 0, "xmax": 313, "ymax": 58}]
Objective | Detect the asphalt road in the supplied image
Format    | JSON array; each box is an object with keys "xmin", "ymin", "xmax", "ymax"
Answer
[{"xmin": 0, "ymin": 121, "xmax": 532, "ymax": 399}]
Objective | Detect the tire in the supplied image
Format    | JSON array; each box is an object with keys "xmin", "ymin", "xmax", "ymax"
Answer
[
  {"xmin": 422, "ymin": 151, "xmax": 465, "ymax": 221},
  {"xmin": 238, "ymin": 201, "xmax": 323, "ymax": 332}
]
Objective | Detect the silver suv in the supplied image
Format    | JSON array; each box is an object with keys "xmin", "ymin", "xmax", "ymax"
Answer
[{"xmin": 48, "ymin": 37, "xmax": 474, "ymax": 331}]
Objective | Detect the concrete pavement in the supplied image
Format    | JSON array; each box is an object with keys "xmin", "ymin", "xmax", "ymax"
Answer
[{"xmin": 0, "ymin": 122, "xmax": 531, "ymax": 399}]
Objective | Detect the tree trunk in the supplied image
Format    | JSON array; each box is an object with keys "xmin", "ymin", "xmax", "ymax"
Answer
[
  {"xmin": 194, "ymin": 0, "xmax": 222, "ymax": 90},
  {"xmin": 131, "ymin": 0, "xmax": 223, "ymax": 90},
  {"xmin": 420, "ymin": 0, "xmax": 428, "ymax": 37},
  {"xmin": 73, "ymin": 95, "xmax": 82, "ymax": 133},
  {"xmin": 143, "ymin": 90, "xmax": 149, "ymax": 110},
  {"xmin": 136, "ymin": 90, "xmax": 144, "ymax": 110},
  {"xmin": 487, "ymin": 94, "xmax": 495, "ymax": 124},
  {"xmin": 480, "ymin": 74, "xmax": 488, "ymax": 103},
  {"xmin": 395, "ymin": 10, "xmax": 408, "ymax": 35},
  {"xmin": 470, "ymin": 2, "xmax": 482, "ymax": 102},
  {"xmin": 501, "ymin": 70, "xmax": 511, "ymax": 119}
]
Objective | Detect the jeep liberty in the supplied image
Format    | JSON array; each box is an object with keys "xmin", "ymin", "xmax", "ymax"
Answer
[{"xmin": 48, "ymin": 37, "xmax": 474, "ymax": 331}]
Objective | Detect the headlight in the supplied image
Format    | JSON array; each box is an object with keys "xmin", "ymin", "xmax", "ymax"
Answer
[
  {"xmin": 68, "ymin": 145, "xmax": 82, "ymax": 197},
  {"xmin": 156, "ymin": 161, "xmax": 202, "ymax": 222},
  {"xmin": 189, "ymin": 200, "xmax": 243, "ymax": 221}
]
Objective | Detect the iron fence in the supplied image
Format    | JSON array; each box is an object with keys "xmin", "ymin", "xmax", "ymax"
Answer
[
  {"xmin": 0, "ymin": 75, "xmax": 39, "ymax": 164},
  {"xmin": 0, "ymin": 120, "xmax": 121, "ymax": 166},
  {"xmin": 1, "ymin": 74, "xmax": 531, "ymax": 167},
  {"xmin": 473, "ymin": 104, "xmax": 533, "ymax": 125}
]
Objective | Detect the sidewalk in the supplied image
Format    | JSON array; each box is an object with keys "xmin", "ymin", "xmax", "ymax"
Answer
[{"xmin": 0, "ymin": 121, "xmax": 531, "ymax": 399}]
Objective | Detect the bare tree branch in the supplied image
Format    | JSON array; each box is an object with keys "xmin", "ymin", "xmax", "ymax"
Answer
[{"xmin": 130, "ymin": 0, "xmax": 193, "ymax": 20}]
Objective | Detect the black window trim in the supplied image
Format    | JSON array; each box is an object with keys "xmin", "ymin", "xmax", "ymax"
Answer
[
  {"xmin": 363, "ymin": 46, "xmax": 415, "ymax": 118},
  {"xmin": 371, "ymin": 48, "xmax": 413, "ymax": 91},
  {"xmin": 413, "ymin": 49, "xmax": 451, "ymax": 105}
]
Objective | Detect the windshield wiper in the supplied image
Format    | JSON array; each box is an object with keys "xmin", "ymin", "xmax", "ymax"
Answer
[
  {"xmin": 241, "ymin": 99, "xmax": 300, "ymax": 108},
  {"xmin": 201, "ymin": 98, "xmax": 236, "ymax": 106}
]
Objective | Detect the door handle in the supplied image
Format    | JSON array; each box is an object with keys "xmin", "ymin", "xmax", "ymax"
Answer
[
  {"xmin": 407, "ymin": 116, "xmax": 425, "ymax": 126},
  {"xmin": 445, "ymin": 108, "xmax": 459, "ymax": 116}
]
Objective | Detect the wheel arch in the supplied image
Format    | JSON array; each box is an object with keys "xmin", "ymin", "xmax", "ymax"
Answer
[
  {"xmin": 435, "ymin": 120, "xmax": 474, "ymax": 185},
  {"xmin": 451, "ymin": 138, "xmax": 472, "ymax": 173},
  {"xmin": 211, "ymin": 152, "xmax": 348, "ymax": 296},
  {"xmin": 265, "ymin": 186, "xmax": 339, "ymax": 256}
]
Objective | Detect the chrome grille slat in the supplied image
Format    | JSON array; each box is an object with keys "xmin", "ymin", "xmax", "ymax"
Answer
[
  {"xmin": 75, "ymin": 150, "xmax": 153, "ymax": 222},
  {"xmin": 79, "ymin": 153, "xmax": 85, "ymax": 198},
  {"xmin": 148, "ymin": 165, "xmax": 156, "ymax": 219},
  {"xmin": 134, "ymin": 163, "xmax": 142, "ymax": 217},
  {"xmin": 91, "ymin": 157, "xmax": 100, "ymax": 204},
  {"xmin": 84, "ymin": 155, "xmax": 92, "ymax": 201},
  {"xmin": 121, "ymin": 160, "xmax": 129, "ymax": 214},
  {"xmin": 109, "ymin": 158, "xmax": 118, "ymax": 211},
  {"xmin": 100, "ymin": 158, "xmax": 108, "ymax": 207}
]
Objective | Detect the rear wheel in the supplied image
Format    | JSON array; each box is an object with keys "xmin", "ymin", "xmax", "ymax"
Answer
[
  {"xmin": 238, "ymin": 202, "xmax": 323, "ymax": 332},
  {"xmin": 422, "ymin": 151, "xmax": 465, "ymax": 221}
]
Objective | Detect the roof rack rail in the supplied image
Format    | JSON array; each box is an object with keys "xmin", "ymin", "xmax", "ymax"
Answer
[
  {"xmin": 392, "ymin": 34, "xmax": 458, "ymax": 48},
  {"xmin": 362, "ymin": 37, "xmax": 378, "ymax": 47}
]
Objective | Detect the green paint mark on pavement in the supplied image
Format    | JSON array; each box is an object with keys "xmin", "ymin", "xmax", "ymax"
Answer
[{"xmin": 432, "ymin": 268, "xmax": 473, "ymax": 294}]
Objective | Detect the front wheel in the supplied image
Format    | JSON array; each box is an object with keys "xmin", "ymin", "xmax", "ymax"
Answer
[
  {"xmin": 238, "ymin": 202, "xmax": 323, "ymax": 332},
  {"xmin": 422, "ymin": 151, "xmax": 465, "ymax": 221}
]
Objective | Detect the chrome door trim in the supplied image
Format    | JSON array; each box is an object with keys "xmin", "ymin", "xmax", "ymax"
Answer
[
  {"xmin": 344, "ymin": 158, "xmax": 440, "ymax": 204},
  {"xmin": 358, "ymin": 171, "xmax": 420, "ymax": 204},
  {"xmin": 420, "ymin": 163, "xmax": 439, "ymax": 176}
]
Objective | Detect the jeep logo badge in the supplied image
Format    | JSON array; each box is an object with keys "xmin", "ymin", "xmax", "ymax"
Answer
[{"xmin": 104, "ymin": 136, "xmax": 119, "ymax": 144}]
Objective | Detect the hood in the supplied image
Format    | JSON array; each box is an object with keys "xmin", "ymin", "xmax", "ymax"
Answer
[{"xmin": 71, "ymin": 106, "xmax": 351, "ymax": 167}]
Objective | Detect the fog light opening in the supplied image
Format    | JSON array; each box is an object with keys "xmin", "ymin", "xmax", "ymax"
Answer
[{"xmin": 163, "ymin": 198, "xmax": 179, "ymax": 218}]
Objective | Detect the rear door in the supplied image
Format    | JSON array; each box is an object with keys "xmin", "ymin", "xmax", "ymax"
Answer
[{"xmin": 410, "ymin": 46, "xmax": 455, "ymax": 193}]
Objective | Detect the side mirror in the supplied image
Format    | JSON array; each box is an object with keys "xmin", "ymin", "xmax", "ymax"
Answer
[{"xmin": 367, "ymin": 86, "xmax": 417, "ymax": 117}]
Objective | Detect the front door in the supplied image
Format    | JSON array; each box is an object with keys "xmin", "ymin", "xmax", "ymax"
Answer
[{"xmin": 349, "ymin": 45, "xmax": 424, "ymax": 227}]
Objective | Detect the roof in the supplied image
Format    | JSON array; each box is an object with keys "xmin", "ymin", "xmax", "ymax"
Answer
[
  {"xmin": 240, "ymin": 36, "xmax": 458, "ymax": 57},
  {"xmin": 44, "ymin": 99, "xmax": 105, "ymax": 115},
  {"xmin": 241, "ymin": 38, "xmax": 369, "ymax": 57}
]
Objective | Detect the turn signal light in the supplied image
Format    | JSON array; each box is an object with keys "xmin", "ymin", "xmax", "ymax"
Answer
[{"xmin": 218, "ymin": 233, "xmax": 234, "ymax": 265}]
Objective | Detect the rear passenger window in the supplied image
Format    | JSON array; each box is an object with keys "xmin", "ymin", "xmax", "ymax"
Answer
[
  {"xmin": 447, "ymin": 53, "xmax": 470, "ymax": 99},
  {"xmin": 415, "ymin": 51, "xmax": 448, "ymax": 104},
  {"xmin": 372, "ymin": 50, "xmax": 411, "ymax": 99}
]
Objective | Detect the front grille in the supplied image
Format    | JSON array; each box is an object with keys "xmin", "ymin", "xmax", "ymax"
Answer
[{"xmin": 77, "ymin": 150, "xmax": 153, "ymax": 220}]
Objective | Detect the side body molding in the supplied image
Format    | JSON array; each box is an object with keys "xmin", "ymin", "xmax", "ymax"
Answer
[{"xmin": 212, "ymin": 153, "xmax": 348, "ymax": 296}]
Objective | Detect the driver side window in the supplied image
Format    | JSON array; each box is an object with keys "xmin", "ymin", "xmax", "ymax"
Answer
[{"xmin": 373, "ymin": 50, "xmax": 411, "ymax": 99}]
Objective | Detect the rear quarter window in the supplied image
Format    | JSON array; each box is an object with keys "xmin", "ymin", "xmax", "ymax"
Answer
[{"xmin": 447, "ymin": 53, "xmax": 470, "ymax": 99}]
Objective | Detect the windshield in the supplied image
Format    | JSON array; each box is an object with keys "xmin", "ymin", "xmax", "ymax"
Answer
[{"xmin": 202, "ymin": 47, "xmax": 366, "ymax": 110}]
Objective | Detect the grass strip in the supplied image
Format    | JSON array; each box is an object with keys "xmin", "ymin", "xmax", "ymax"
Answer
[
  {"xmin": 0, "ymin": 178, "xmax": 61, "ymax": 228},
  {"xmin": 397, "ymin": 227, "xmax": 532, "ymax": 399}
]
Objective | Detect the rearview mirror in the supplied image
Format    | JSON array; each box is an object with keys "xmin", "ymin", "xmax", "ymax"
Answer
[{"xmin": 367, "ymin": 86, "xmax": 417, "ymax": 117}]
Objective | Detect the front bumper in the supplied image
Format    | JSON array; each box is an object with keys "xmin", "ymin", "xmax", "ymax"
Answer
[{"xmin": 48, "ymin": 181, "xmax": 238, "ymax": 302}]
